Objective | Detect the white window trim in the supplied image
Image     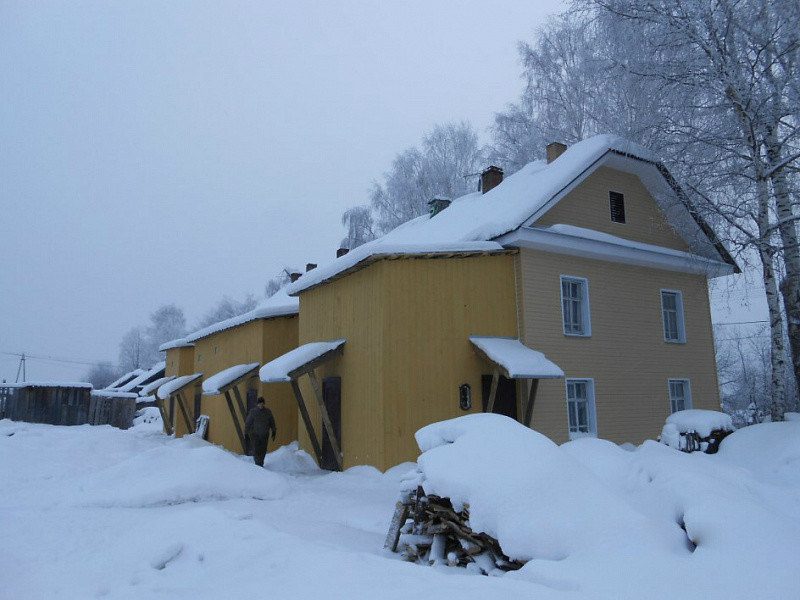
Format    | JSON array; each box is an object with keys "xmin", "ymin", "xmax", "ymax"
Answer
[
  {"xmin": 565, "ymin": 378, "xmax": 597, "ymax": 440},
  {"xmin": 660, "ymin": 289, "xmax": 686, "ymax": 343},
  {"xmin": 668, "ymin": 378, "xmax": 693, "ymax": 413},
  {"xmin": 560, "ymin": 275, "xmax": 592, "ymax": 337}
]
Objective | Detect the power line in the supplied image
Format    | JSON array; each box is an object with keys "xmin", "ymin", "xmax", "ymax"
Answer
[{"xmin": 0, "ymin": 351, "xmax": 117, "ymax": 368}]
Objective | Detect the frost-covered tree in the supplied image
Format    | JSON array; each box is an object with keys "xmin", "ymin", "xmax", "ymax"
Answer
[
  {"xmin": 265, "ymin": 268, "xmax": 297, "ymax": 297},
  {"xmin": 118, "ymin": 327, "xmax": 146, "ymax": 371},
  {"xmin": 195, "ymin": 295, "xmax": 258, "ymax": 329},
  {"xmin": 339, "ymin": 121, "xmax": 486, "ymax": 243},
  {"xmin": 83, "ymin": 362, "xmax": 122, "ymax": 389},
  {"xmin": 145, "ymin": 304, "xmax": 186, "ymax": 358}
]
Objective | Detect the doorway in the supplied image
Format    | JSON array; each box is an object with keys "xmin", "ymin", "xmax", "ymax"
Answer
[
  {"xmin": 320, "ymin": 377, "xmax": 342, "ymax": 471},
  {"xmin": 481, "ymin": 374, "xmax": 518, "ymax": 420}
]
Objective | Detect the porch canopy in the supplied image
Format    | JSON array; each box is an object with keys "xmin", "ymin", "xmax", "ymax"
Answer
[
  {"xmin": 157, "ymin": 373, "xmax": 202, "ymax": 435},
  {"xmin": 469, "ymin": 336, "xmax": 564, "ymax": 427},
  {"xmin": 202, "ymin": 362, "xmax": 261, "ymax": 453},
  {"xmin": 260, "ymin": 339, "xmax": 346, "ymax": 470}
]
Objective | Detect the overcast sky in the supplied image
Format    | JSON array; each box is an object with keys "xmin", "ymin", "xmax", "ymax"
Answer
[{"xmin": 0, "ymin": 1, "xmax": 766, "ymax": 383}]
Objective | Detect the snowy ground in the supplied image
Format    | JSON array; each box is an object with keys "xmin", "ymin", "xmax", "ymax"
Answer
[{"xmin": 1, "ymin": 414, "xmax": 798, "ymax": 600}]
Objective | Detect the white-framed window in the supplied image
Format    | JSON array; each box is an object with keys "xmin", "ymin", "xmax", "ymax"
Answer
[
  {"xmin": 561, "ymin": 275, "xmax": 591, "ymax": 336},
  {"xmin": 566, "ymin": 378, "xmax": 597, "ymax": 439},
  {"xmin": 668, "ymin": 379, "xmax": 692, "ymax": 413},
  {"xmin": 661, "ymin": 290, "xmax": 686, "ymax": 343}
]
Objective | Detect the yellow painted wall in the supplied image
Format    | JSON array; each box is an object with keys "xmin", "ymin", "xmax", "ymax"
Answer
[
  {"xmin": 190, "ymin": 316, "xmax": 298, "ymax": 452},
  {"xmin": 164, "ymin": 346, "xmax": 195, "ymax": 435},
  {"xmin": 517, "ymin": 248, "xmax": 720, "ymax": 445},
  {"xmin": 297, "ymin": 262, "xmax": 387, "ymax": 469},
  {"xmin": 535, "ymin": 166, "xmax": 690, "ymax": 252},
  {"xmin": 297, "ymin": 253, "xmax": 518, "ymax": 470}
]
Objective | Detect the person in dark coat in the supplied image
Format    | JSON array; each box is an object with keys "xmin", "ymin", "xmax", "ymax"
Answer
[{"xmin": 245, "ymin": 397, "xmax": 276, "ymax": 467}]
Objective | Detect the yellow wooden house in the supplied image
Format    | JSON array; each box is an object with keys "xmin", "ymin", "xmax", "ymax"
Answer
[
  {"xmin": 261, "ymin": 135, "xmax": 738, "ymax": 471},
  {"xmin": 158, "ymin": 289, "xmax": 299, "ymax": 452}
]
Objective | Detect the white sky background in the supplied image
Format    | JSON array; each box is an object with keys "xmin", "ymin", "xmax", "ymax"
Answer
[{"xmin": 0, "ymin": 1, "xmax": 768, "ymax": 382}]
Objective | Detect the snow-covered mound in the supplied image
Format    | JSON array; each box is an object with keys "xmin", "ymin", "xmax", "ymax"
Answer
[
  {"xmin": 415, "ymin": 414, "xmax": 683, "ymax": 561},
  {"xmin": 665, "ymin": 409, "xmax": 733, "ymax": 436},
  {"xmin": 717, "ymin": 420, "xmax": 800, "ymax": 485},
  {"xmin": 414, "ymin": 414, "xmax": 800, "ymax": 597}
]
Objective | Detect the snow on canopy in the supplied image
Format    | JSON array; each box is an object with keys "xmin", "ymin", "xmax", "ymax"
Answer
[
  {"xmin": 202, "ymin": 363, "xmax": 260, "ymax": 395},
  {"xmin": 5, "ymin": 381, "xmax": 93, "ymax": 389},
  {"xmin": 106, "ymin": 369, "xmax": 145, "ymax": 389},
  {"xmin": 260, "ymin": 340, "xmax": 345, "ymax": 383},
  {"xmin": 157, "ymin": 374, "xmax": 202, "ymax": 399},
  {"xmin": 469, "ymin": 336, "xmax": 564, "ymax": 378},
  {"xmin": 115, "ymin": 362, "xmax": 166, "ymax": 393},
  {"xmin": 140, "ymin": 376, "xmax": 175, "ymax": 397},
  {"xmin": 287, "ymin": 134, "xmax": 729, "ymax": 294},
  {"xmin": 182, "ymin": 288, "xmax": 299, "ymax": 344}
]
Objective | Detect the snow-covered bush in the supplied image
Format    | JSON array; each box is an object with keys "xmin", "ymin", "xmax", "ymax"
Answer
[{"xmin": 659, "ymin": 409, "xmax": 733, "ymax": 453}]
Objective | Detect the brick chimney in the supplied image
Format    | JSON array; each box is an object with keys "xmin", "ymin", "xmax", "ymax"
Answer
[
  {"xmin": 289, "ymin": 272, "xmax": 301, "ymax": 283},
  {"xmin": 546, "ymin": 142, "xmax": 567, "ymax": 164},
  {"xmin": 336, "ymin": 247, "xmax": 349, "ymax": 258},
  {"xmin": 480, "ymin": 166, "xmax": 503, "ymax": 194},
  {"xmin": 428, "ymin": 197, "xmax": 451, "ymax": 217},
  {"xmin": 306, "ymin": 263, "xmax": 317, "ymax": 272}
]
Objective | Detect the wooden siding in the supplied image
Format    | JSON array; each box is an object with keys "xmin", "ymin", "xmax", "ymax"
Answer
[
  {"xmin": 297, "ymin": 253, "xmax": 518, "ymax": 470},
  {"xmin": 190, "ymin": 316, "xmax": 298, "ymax": 452},
  {"xmin": 165, "ymin": 346, "xmax": 195, "ymax": 378},
  {"xmin": 296, "ymin": 262, "xmax": 386, "ymax": 469},
  {"xmin": 534, "ymin": 166, "xmax": 690, "ymax": 252},
  {"xmin": 517, "ymin": 248, "xmax": 721, "ymax": 445}
]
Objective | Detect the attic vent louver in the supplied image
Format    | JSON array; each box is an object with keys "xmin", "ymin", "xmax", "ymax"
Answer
[{"xmin": 428, "ymin": 197, "xmax": 451, "ymax": 218}]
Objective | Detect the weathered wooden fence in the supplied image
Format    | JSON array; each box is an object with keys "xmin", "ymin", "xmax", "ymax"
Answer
[{"xmin": 1, "ymin": 385, "xmax": 136, "ymax": 429}]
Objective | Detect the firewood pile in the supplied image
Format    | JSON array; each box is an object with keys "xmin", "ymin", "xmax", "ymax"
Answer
[{"xmin": 384, "ymin": 486, "xmax": 525, "ymax": 575}]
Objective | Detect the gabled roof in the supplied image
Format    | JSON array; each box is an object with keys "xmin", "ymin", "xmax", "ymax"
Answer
[
  {"xmin": 160, "ymin": 288, "xmax": 300, "ymax": 351},
  {"xmin": 287, "ymin": 135, "xmax": 737, "ymax": 294}
]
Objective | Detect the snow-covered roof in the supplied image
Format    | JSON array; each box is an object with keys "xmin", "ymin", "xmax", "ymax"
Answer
[
  {"xmin": 159, "ymin": 338, "xmax": 194, "ymax": 352},
  {"xmin": 287, "ymin": 134, "xmax": 736, "ymax": 294},
  {"xmin": 106, "ymin": 369, "xmax": 145, "ymax": 390},
  {"xmin": 5, "ymin": 381, "xmax": 93, "ymax": 389},
  {"xmin": 202, "ymin": 363, "xmax": 260, "ymax": 395},
  {"xmin": 181, "ymin": 288, "xmax": 300, "ymax": 345},
  {"xmin": 157, "ymin": 373, "xmax": 203, "ymax": 399},
  {"xmin": 260, "ymin": 339, "xmax": 346, "ymax": 383},
  {"xmin": 140, "ymin": 376, "xmax": 175, "ymax": 397},
  {"xmin": 115, "ymin": 362, "xmax": 166, "ymax": 393},
  {"xmin": 91, "ymin": 390, "xmax": 138, "ymax": 399},
  {"xmin": 469, "ymin": 336, "xmax": 564, "ymax": 379}
]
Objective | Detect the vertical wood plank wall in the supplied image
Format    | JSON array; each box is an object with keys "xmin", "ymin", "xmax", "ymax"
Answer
[
  {"xmin": 297, "ymin": 264, "xmax": 386, "ymax": 469},
  {"xmin": 517, "ymin": 248, "xmax": 721, "ymax": 444},
  {"xmin": 380, "ymin": 255, "xmax": 518, "ymax": 468},
  {"xmin": 297, "ymin": 253, "xmax": 518, "ymax": 471}
]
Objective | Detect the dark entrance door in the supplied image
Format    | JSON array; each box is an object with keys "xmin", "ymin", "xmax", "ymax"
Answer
[
  {"xmin": 481, "ymin": 374, "xmax": 518, "ymax": 420},
  {"xmin": 320, "ymin": 377, "xmax": 342, "ymax": 471},
  {"xmin": 245, "ymin": 388, "xmax": 258, "ymax": 456}
]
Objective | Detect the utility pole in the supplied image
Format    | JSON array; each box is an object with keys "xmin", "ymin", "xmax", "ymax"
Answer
[{"xmin": 15, "ymin": 352, "xmax": 26, "ymax": 383}]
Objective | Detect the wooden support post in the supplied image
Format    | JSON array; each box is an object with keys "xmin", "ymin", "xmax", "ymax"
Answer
[
  {"xmin": 156, "ymin": 397, "xmax": 173, "ymax": 435},
  {"xmin": 524, "ymin": 378, "xmax": 539, "ymax": 428},
  {"xmin": 231, "ymin": 385, "xmax": 247, "ymax": 425},
  {"xmin": 486, "ymin": 367, "xmax": 500, "ymax": 414},
  {"xmin": 384, "ymin": 501, "xmax": 410, "ymax": 551},
  {"xmin": 290, "ymin": 379, "xmax": 323, "ymax": 464},
  {"xmin": 175, "ymin": 391, "xmax": 194, "ymax": 434},
  {"xmin": 224, "ymin": 390, "xmax": 247, "ymax": 453},
  {"xmin": 308, "ymin": 369, "xmax": 343, "ymax": 471}
]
